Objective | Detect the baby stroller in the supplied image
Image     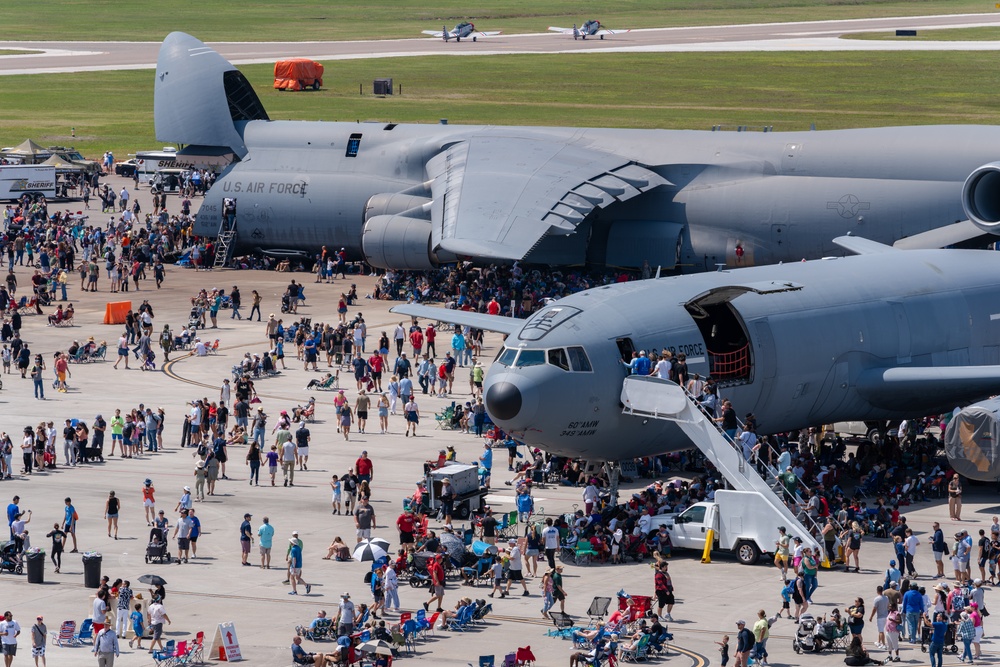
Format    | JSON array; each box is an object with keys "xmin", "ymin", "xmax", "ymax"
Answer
[
  {"xmin": 921, "ymin": 623, "xmax": 959, "ymax": 654},
  {"xmin": 145, "ymin": 528, "xmax": 172, "ymax": 564},
  {"xmin": 792, "ymin": 614, "xmax": 828, "ymax": 653},
  {"xmin": 280, "ymin": 293, "xmax": 292, "ymax": 314},
  {"xmin": 0, "ymin": 541, "xmax": 22, "ymax": 574},
  {"xmin": 187, "ymin": 306, "xmax": 202, "ymax": 332}
]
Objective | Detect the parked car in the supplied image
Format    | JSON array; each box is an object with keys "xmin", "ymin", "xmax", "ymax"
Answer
[{"xmin": 115, "ymin": 159, "xmax": 139, "ymax": 177}]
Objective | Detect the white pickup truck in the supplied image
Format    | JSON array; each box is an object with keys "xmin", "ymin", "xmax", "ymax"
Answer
[{"xmin": 649, "ymin": 489, "xmax": 817, "ymax": 565}]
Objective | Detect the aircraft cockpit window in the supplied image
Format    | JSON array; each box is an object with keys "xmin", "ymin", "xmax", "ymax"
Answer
[
  {"xmin": 547, "ymin": 348, "xmax": 569, "ymax": 371},
  {"xmin": 496, "ymin": 347, "xmax": 518, "ymax": 367},
  {"xmin": 514, "ymin": 350, "xmax": 545, "ymax": 367},
  {"xmin": 346, "ymin": 133, "xmax": 362, "ymax": 157},
  {"xmin": 567, "ymin": 346, "xmax": 592, "ymax": 372}
]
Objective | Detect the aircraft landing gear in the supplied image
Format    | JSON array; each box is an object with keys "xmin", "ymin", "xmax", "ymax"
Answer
[
  {"xmin": 602, "ymin": 461, "xmax": 622, "ymax": 507},
  {"xmin": 472, "ymin": 36, "xmax": 477, "ymax": 42}
]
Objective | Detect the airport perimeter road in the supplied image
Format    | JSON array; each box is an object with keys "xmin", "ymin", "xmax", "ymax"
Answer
[{"xmin": 2, "ymin": 13, "xmax": 1000, "ymax": 75}]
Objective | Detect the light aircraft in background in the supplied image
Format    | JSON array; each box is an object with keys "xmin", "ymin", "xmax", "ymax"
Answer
[
  {"xmin": 421, "ymin": 22, "xmax": 501, "ymax": 42},
  {"xmin": 548, "ymin": 21, "xmax": 628, "ymax": 40}
]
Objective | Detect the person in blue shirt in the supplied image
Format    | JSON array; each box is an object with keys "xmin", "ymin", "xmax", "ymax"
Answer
[
  {"xmin": 129, "ymin": 602, "xmax": 145, "ymax": 650},
  {"xmin": 290, "ymin": 635, "xmax": 336, "ymax": 666},
  {"xmin": 7, "ymin": 496, "xmax": 19, "ymax": 539},
  {"xmin": 901, "ymin": 585, "xmax": 926, "ymax": 644},
  {"xmin": 925, "ymin": 612, "xmax": 949, "ymax": 667},
  {"xmin": 188, "ymin": 508, "xmax": 202, "ymax": 558},
  {"xmin": 622, "ymin": 351, "xmax": 651, "ymax": 376},
  {"xmin": 63, "ymin": 497, "xmax": 78, "ymax": 552}
]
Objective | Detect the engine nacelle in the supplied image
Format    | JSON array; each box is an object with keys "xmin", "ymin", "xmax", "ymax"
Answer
[
  {"xmin": 361, "ymin": 215, "xmax": 456, "ymax": 270},
  {"xmin": 363, "ymin": 193, "xmax": 432, "ymax": 222},
  {"xmin": 945, "ymin": 396, "xmax": 1000, "ymax": 481},
  {"xmin": 963, "ymin": 161, "xmax": 1000, "ymax": 231}
]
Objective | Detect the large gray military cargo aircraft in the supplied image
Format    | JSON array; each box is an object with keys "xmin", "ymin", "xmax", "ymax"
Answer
[
  {"xmin": 394, "ymin": 239, "xmax": 1000, "ymax": 470},
  {"xmin": 156, "ymin": 32, "xmax": 1000, "ymax": 271}
]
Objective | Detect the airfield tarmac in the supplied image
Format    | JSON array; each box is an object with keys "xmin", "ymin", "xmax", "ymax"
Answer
[
  {"xmin": 1, "ymin": 177, "xmax": 998, "ymax": 665},
  {"xmin": 3, "ymin": 13, "xmax": 1000, "ymax": 75}
]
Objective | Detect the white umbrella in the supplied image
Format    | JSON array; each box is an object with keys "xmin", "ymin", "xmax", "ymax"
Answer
[
  {"xmin": 357, "ymin": 639, "xmax": 393, "ymax": 656},
  {"xmin": 353, "ymin": 540, "xmax": 389, "ymax": 562},
  {"xmin": 367, "ymin": 537, "xmax": 391, "ymax": 551}
]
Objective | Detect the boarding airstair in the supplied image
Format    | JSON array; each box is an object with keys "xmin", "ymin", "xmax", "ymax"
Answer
[
  {"xmin": 213, "ymin": 214, "xmax": 237, "ymax": 269},
  {"xmin": 621, "ymin": 375, "xmax": 825, "ymax": 559}
]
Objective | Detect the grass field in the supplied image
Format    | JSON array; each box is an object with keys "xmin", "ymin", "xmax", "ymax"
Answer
[
  {"xmin": 845, "ymin": 26, "xmax": 1000, "ymax": 40},
  {"xmin": 4, "ymin": 0, "xmax": 993, "ymax": 42},
  {"xmin": 2, "ymin": 49, "xmax": 999, "ymax": 158}
]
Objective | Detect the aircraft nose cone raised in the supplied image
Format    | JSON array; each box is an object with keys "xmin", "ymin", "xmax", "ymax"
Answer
[{"xmin": 486, "ymin": 381, "xmax": 522, "ymax": 422}]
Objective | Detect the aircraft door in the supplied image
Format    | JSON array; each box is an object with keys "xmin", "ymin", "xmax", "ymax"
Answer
[
  {"xmin": 672, "ymin": 504, "xmax": 707, "ymax": 548},
  {"xmin": 616, "ymin": 337, "xmax": 636, "ymax": 365}
]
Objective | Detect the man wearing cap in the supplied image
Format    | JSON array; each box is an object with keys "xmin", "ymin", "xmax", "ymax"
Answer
[
  {"xmin": 503, "ymin": 539, "xmax": 530, "ymax": 597},
  {"xmin": 287, "ymin": 537, "xmax": 311, "ymax": 595},
  {"xmin": 240, "ymin": 513, "xmax": 253, "ymax": 566},
  {"xmin": 284, "ymin": 532, "xmax": 303, "ymax": 584},
  {"xmin": 396, "ymin": 508, "xmax": 415, "ymax": 546},
  {"xmin": 774, "ymin": 527, "xmax": 790, "ymax": 580},
  {"xmin": 29, "ymin": 615, "xmax": 45, "ymax": 667},
  {"xmin": 335, "ymin": 593, "xmax": 355, "ymax": 636},
  {"xmin": 481, "ymin": 508, "xmax": 498, "ymax": 546},
  {"xmin": 172, "ymin": 509, "xmax": 193, "ymax": 564},
  {"xmin": 279, "ymin": 424, "xmax": 297, "ymax": 487},
  {"xmin": 902, "ymin": 579, "xmax": 925, "ymax": 643},
  {"xmin": 734, "ymin": 619, "xmax": 753, "ymax": 667},
  {"xmin": 931, "ymin": 521, "xmax": 946, "ymax": 578},
  {"xmin": 424, "ymin": 554, "xmax": 447, "ymax": 612}
]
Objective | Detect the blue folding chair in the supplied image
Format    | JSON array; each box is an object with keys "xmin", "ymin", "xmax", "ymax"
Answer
[{"xmin": 479, "ymin": 657, "xmax": 495, "ymax": 667}]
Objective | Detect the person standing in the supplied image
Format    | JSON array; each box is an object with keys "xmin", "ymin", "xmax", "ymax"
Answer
[
  {"xmin": 115, "ymin": 581, "xmax": 133, "ymax": 639},
  {"xmin": 105, "ymin": 492, "xmax": 120, "ymax": 540},
  {"xmin": 424, "ymin": 554, "xmax": 446, "ymax": 613},
  {"xmin": 542, "ymin": 518, "xmax": 560, "ymax": 570},
  {"xmin": 63, "ymin": 498, "xmax": 78, "ymax": 552},
  {"xmin": 931, "ymin": 521, "xmax": 946, "ymax": 579},
  {"xmin": 91, "ymin": 589, "xmax": 109, "ymax": 636},
  {"xmin": 926, "ymin": 612, "xmax": 948, "ymax": 667},
  {"xmin": 92, "ymin": 625, "xmax": 119, "ymax": 667},
  {"xmin": 904, "ymin": 528, "xmax": 920, "ymax": 578},
  {"xmin": 29, "ymin": 616, "xmax": 44, "ymax": 667},
  {"xmin": 230, "ymin": 286, "xmax": 242, "ymax": 320},
  {"xmin": 240, "ymin": 513, "xmax": 253, "ymax": 566},
  {"xmin": 172, "ymin": 509, "xmax": 193, "ymax": 564},
  {"xmin": 257, "ymin": 517, "xmax": 274, "ymax": 569},
  {"xmin": 45, "ymin": 524, "xmax": 64, "ymax": 573},
  {"xmin": 870, "ymin": 585, "xmax": 889, "ymax": 649},
  {"xmin": 551, "ymin": 564, "xmax": 567, "ymax": 614},
  {"xmin": 287, "ymin": 537, "xmax": 311, "ymax": 595},
  {"xmin": 383, "ymin": 562, "xmax": 400, "ymax": 613},
  {"xmin": 354, "ymin": 496, "xmax": 376, "ymax": 543},
  {"xmin": 0, "ymin": 611, "xmax": 20, "ymax": 667},
  {"xmin": 774, "ymin": 526, "xmax": 790, "ymax": 580}
]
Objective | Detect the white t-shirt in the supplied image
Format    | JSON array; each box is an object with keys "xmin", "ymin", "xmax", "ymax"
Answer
[
  {"xmin": 0, "ymin": 619, "xmax": 20, "ymax": 644},
  {"xmin": 508, "ymin": 546, "xmax": 523, "ymax": 571},
  {"xmin": 195, "ymin": 341, "xmax": 207, "ymax": 356},
  {"xmin": 582, "ymin": 485, "xmax": 599, "ymax": 503},
  {"xmin": 542, "ymin": 526, "xmax": 560, "ymax": 550},
  {"xmin": 281, "ymin": 441, "xmax": 296, "ymax": 462},
  {"xmin": 653, "ymin": 360, "xmax": 672, "ymax": 379},
  {"xmin": 149, "ymin": 603, "xmax": 166, "ymax": 625},
  {"xmin": 905, "ymin": 534, "xmax": 920, "ymax": 556}
]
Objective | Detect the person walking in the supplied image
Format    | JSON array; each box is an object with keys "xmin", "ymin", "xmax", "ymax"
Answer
[
  {"xmin": 870, "ymin": 585, "xmax": 889, "ymax": 649},
  {"xmin": 752, "ymin": 609, "xmax": 770, "ymax": 666},
  {"xmin": 105, "ymin": 492, "xmax": 120, "ymax": 540},
  {"xmin": 734, "ymin": 619, "xmax": 753, "ymax": 667},
  {"xmin": 147, "ymin": 598, "xmax": 171, "ymax": 654},
  {"xmin": 63, "ymin": 498, "xmax": 78, "ymax": 553},
  {"xmin": 29, "ymin": 617, "xmax": 44, "ymax": 667},
  {"xmin": 0, "ymin": 611, "xmax": 19, "ymax": 667},
  {"xmin": 655, "ymin": 561, "xmax": 675, "ymax": 621},
  {"xmin": 92, "ymin": 625, "xmax": 119, "ymax": 667},
  {"xmin": 287, "ymin": 537, "xmax": 311, "ymax": 595}
]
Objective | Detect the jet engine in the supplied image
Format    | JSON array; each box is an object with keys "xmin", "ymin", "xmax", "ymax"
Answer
[
  {"xmin": 361, "ymin": 214, "xmax": 456, "ymax": 270},
  {"xmin": 963, "ymin": 161, "xmax": 1000, "ymax": 231},
  {"xmin": 944, "ymin": 397, "xmax": 1000, "ymax": 481}
]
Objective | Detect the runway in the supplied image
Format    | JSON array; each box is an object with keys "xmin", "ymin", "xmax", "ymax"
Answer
[{"xmin": 2, "ymin": 12, "xmax": 1000, "ymax": 76}]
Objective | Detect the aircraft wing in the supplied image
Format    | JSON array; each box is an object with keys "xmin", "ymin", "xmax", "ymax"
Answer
[
  {"xmin": 389, "ymin": 304, "xmax": 522, "ymax": 335},
  {"xmin": 891, "ymin": 220, "xmax": 991, "ymax": 250},
  {"xmin": 475, "ymin": 30, "xmax": 502, "ymax": 37},
  {"xmin": 547, "ymin": 26, "xmax": 574, "ymax": 34},
  {"xmin": 595, "ymin": 29, "xmax": 629, "ymax": 36},
  {"xmin": 857, "ymin": 366, "xmax": 1000, "ymax": 411},
  {"xmin": 422, "ymin": 30, "xmax": 446, "ymax": 36},
  {"xmin": 425, "ymin": 136, "xmax": 668, "ymax": 260}
]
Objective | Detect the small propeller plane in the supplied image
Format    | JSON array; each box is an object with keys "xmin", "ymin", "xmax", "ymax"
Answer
[
  {"xmin": 421, "ymin": 22, "xmax": 501, "ymax": 42},
  {"xmin": 547, "ymin": 20, "xmax": 628, "ymax": 40}
]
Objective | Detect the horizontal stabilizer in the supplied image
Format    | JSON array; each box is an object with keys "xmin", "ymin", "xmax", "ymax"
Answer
[
  {"xmin": 832, "ymin": 236, "xmax": 897, "ymax": 255},
  {"xmin": 892, "ymin": 220, "xmax": 989, "ymax": 250},
  {"xmin": 390, "ymin": 304, "xmax": 522, "ymax": 335},
  {"xmin": 857, "ymin": 365, "xmax": 1000, "ymax": 411}
]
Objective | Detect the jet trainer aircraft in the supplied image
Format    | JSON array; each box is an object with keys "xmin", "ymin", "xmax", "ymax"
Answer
[
  {"xmin": 421, "ymin": 22, "xmax": 501, "ymax": 42},
  {"xmin": 548, "ymin": 21, "xmax": 629, "ymax": 40},
  {"xmin": 393, "ymin": 239, "xmax": 1000, "ymax": 464},
  {"xmin": 156, "ymin": 32, "xmax": 1000, "ymax": 272}
]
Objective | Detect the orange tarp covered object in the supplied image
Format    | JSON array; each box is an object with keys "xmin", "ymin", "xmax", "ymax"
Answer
[
  {"xmin": 103, "ymin": 301, "xmax": 132, "ymax": 325},
  {"xmin": 274, "ymin": 59, "xmax": 324, "ymax": 91}
]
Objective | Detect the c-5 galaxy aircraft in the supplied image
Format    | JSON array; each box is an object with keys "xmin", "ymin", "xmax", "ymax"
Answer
[
  {"xmin": 394, "ymin": 239, "xmax": 1000, "ymax": 466},
  {"xmin": 548, "ymin": 21, "xmax": 628, "ymax": 40},
  {"xmin": 157, "ymin": 32, "xmax": 1000, "ymax": 272},
  {"xmin": 421, "ymin": 22, "xmax": 501, "ymax": 42}
]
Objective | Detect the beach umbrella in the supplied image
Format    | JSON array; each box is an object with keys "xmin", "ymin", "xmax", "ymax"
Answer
[
  {"xmin": 439, "ymin": 531, "xmax": 465, "ymax": 557},
  {"xmin": 353, "ymin": 540, "xmax": 388, "ymax": 562},
  {"xmin": 357, "ymin": 639, "xmax": 393, "ymax": 656},
  {"xmin": 137, "ymin": 574, "xmax": 168, "ymax": 586}
]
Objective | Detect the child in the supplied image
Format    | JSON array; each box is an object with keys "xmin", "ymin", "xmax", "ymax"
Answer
[
  {"xmin": 129, "ymin": 602, "xmax": 144, "ymax": 649},
  {"xmin": 488, "ymin": 558, "xmax": 504, "ymax": 599},
  {"xmin": 1, "ymin": 345, "xmax": 10, "ymax": 374},
  {"xmin": 717, "ymin": 634, "xmax": 729, "ymax": 667},
  {"xmin": 266, "ymin": 445, "xmax": 279, "ymax": 486},
  {"xmin": 778, "ymin": 580, "xmax": 793, "ymax": 619},
  {"xmin": 330, "ymin": 475, "xmax": 342, "ymax": 515}
]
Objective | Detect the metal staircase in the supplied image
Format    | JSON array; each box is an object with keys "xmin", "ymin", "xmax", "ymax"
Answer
[
  {"xmin": 621, "ymin": 375, "xmax": 824, "ymax": 556},
  {"xmin": 213, "ymin": 214, "xmax": 237, "ymax": 269}
]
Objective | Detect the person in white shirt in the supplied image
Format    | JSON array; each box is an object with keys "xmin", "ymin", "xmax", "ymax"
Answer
[
  {"xmin": 194, "ymin": 339, "xmax": 208, "ymax": 357},
  {"xmin": 542, "ymin": 518, "xmax": 560, "ymax": 570},
  {"xmin": 503, "ymin": 539, "xmax": 529, "ymax": 597},
  {"xmin": 383, "ymin": 563, "xmax": 400, "ymax": 612},
  {"xmin": 582, "ymin": 484, "xmax": 599, "ymax": 515},
  {"xmin": 0, "ymin": 610, "xmax": 21, "ymax": 667}
]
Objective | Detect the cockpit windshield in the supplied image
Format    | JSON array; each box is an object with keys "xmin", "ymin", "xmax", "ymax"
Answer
[{"xmin": 495, "ymin": 345, "xmax": 592, "ymax": 372}]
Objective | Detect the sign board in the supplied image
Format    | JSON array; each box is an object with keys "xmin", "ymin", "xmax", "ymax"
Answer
[{"xmin": 210, "ymin": 621, "xmax": 243, "ymax": 662}]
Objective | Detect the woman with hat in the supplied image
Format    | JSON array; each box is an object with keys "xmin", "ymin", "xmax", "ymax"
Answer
[{"xmin": 193, "ymin": 460, "xmax": 207, "ymax": 501}]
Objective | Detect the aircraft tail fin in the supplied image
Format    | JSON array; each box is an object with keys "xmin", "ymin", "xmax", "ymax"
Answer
[{"xmin": 154, "ymin": 32, "xmax": 269, "ymax": 159}]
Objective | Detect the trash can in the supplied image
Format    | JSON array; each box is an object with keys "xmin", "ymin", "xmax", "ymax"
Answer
[
  {"xmin": 25, "ymin": 552, "xmax": 44, "ymax": 584},
  {"xmin": 83, "ymin": 553, "xmax": 102, "ymax": 588}
]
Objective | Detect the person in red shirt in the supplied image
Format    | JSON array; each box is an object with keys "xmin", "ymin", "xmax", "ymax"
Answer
[
  {"xmin": 424, "ymin": 554, "xmax": 446, "ymax": 613},
  {"xmin": 54, "ymin": 352, "xmax": 70, "ymax": 392},
  {"xmin": 367, "ymin": 353, "xmax": 384, "ymax": 392},
  {"xmin": 355, "ymin": 451, "xmax": 374, "ymax": 484},
  {"xmin": 487, "ymin": 298, "xmax": 500, "ymax": 316},
  {"xmin": 409, "ymin": 328, "xmax": 424, "ymax": 357},
  {"xmin": 397, "ymin": 509, "xmax": 416, "ymax": 545},
  {"xmin": 425, "ymin": 324, "xmax": 436, "ymax": 358}
]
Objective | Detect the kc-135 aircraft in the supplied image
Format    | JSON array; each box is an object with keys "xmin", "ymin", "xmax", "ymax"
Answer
[
  {"xmin": 421, "ymin": 22, "xmax": 501, "ymax": 42},
  {"xmin": 548, "ymin": 21, "xmax": 629, "ymax": 40},
  {"xmin": 393, "ymin": 238, "xmax": 1000, "ymax": 480},
  {"xmin": 157, "ymin": 32, "xmax": 1000, "ymax": 272}
]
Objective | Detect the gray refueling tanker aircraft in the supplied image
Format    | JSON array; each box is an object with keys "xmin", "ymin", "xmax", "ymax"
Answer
[
  {"xmin": 393, "ymin": 238, "xmax": 1000, "ymax": 481},
  {"xmin": 156, "ymin": 32, "xmax": 1000, "ymax": 271}
]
